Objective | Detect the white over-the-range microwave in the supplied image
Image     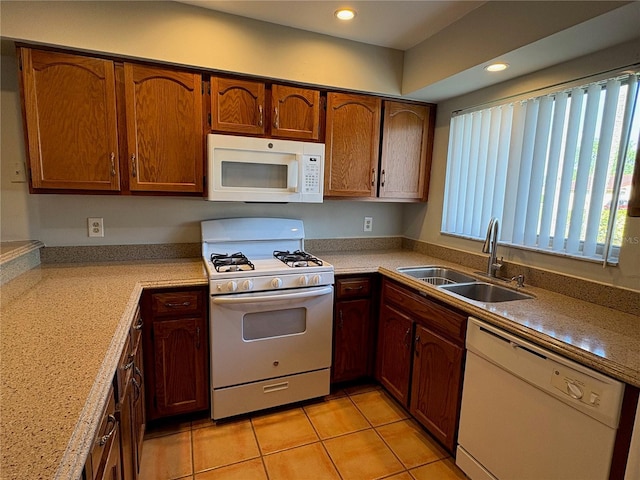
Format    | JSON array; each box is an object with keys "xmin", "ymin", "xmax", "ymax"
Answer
[{"xmin": 207, "ymin": 134, "xmax": 325, "ymax": 203}]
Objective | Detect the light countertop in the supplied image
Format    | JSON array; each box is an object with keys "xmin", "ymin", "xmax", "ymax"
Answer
[{"xmin": 0, "ymin": 250, "xmax": 638, "ymax": 480}]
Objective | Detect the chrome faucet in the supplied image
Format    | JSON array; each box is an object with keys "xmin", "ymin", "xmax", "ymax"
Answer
[{"xmin": 482, "ymin": 218, "xmax": 502, "ymax": 277}]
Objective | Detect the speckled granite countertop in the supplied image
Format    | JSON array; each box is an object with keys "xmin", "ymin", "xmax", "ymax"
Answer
[
  {"xmin": 1, "ymin": 249, "xmax": 638, "ymax": 480},
  {"xmin": 0, "ymin": 260, "xmax": 207, "ymax": 480},
  {"xmin": 319, "ymin": 249, "xmax": 640, "ymax": 389}
]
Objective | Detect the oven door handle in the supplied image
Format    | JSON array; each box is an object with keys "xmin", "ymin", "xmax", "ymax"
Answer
[{"xmin": 211, "ymin": 286, "xmax": 333, "ymax": 304}]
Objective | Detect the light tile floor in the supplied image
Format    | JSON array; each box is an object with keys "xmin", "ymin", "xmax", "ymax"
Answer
[{"xmin": 139, "ymin": 384, "xmax": 468, "ymax": 480}]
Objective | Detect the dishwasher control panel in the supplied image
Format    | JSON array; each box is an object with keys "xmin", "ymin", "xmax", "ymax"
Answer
[{"xmin": 551, "ymin": 367, "xmax": 601, "ymax": 407}]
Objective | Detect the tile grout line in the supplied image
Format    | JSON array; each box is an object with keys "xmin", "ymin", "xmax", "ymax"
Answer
[
  {"xmin": 346, "ymin": 389, "xmax": 413, "ymax": 479},
  {"xmin": 248, "ymin": 415, "xmax": 273, "ymax": 480},
  {"xmin": 302, "ymin": 396, "xmax": 346, "ymax": 479}
]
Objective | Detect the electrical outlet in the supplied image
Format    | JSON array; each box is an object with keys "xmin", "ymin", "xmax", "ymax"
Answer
[
  {"xmin": 364, "ymin": 216, "xmax": 373, "ymax": 232},
  {"xmin": 88, "ymin": 217, "xmax": 104, "ymax": 237}
]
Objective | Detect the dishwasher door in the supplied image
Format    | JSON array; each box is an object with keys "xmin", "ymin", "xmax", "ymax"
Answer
[{"xmin": 456, "ymin": 317, "xmax": 625, "ymax": 480}]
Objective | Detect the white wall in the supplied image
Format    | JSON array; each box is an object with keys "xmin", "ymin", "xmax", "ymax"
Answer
[
  {"xmin": 0, "ymin": 1, "xmax": 403, "ymax": 96},
  {"xmin": 405, "ymin": 39, "xmax": 640, "ymax": 291}
]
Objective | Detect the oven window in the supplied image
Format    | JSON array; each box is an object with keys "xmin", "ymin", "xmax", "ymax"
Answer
[
  {"xmin": 243, "ymin": 308, "xmax": 306, "ymax": 340},
  {"xmin": 221, "ymin": 161, "xmax": 288, "ymax": 189}
]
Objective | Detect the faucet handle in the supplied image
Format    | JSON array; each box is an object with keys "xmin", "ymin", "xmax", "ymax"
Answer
[{"xmin": 511, "ymin": 274, "xmax": 525, "ymax": 288}]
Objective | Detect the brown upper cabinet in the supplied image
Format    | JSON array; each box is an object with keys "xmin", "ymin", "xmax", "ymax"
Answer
[
  {"xmin": 325, "ymin": 92, "xmax": 382, "ymax": 197},
  {"xmin": 124, "ymin": 64, "xmax": 204, "ymax": 193},
  {"xmin": 380, "ymin": 101, "xmax": 435, "ymax": 201},
  {"xmin": 19, "ymin": 48, "xmax": 121, "ymax": 191},
  {"xmin": 18, "ymin": 47, "xmax": 205, "ymax": 194},
  {"xmin": 325, "ymin": 94, "xmax": 435, "ymax": 201},
  {"xmin": 210, "ymin": 77, "xmax": 321, "ymax": 140}
]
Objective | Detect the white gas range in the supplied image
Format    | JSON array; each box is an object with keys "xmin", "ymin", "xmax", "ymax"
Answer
[{"xmin": 201, "ymin": 218, "xmax": 335, "ymax": 420}]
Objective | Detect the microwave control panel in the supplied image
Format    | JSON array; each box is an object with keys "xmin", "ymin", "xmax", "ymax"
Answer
[{"xmin": 302, "ymin": 155, "xmax": 322, "ymax": 193}]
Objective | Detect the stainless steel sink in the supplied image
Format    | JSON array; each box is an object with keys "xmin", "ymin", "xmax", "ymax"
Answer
[
  {"xmin": 439, "ymin": 282, "xmax": 533, "ymax": 302},
  {"xmin": 397, "ymin": 266, "xmax": 477, "ymax": 286}
]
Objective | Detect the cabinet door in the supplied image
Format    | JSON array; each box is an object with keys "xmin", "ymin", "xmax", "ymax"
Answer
[
  {"xmin": 150, "ymin": 317, "xmax": 208, "ymax": 418},
  {"xmin": 211, "ymin": 77, "xmax": 266, "ymax": 135},
  {"xmin": 332, "ymin": 298, "xmax": 372, "ymax": 383},
  {"xmin": 19, "ymin": 48, "xmax": 120, "ymax": 191},
  {"xmin": 410, "ymin": 324, "xmax": 463, "ymax": 452},
  {"xmin": 325, "ymin": 92, "xmax": 381, "ymax": 197},
  {"xmin": 124, "ymin": 64, "xmax": 204, "ymax": 193},
  {"xmin": 271, "ymin": 85, "xmax": 320, "ymax": 140},
  {"xmin": 380, "ymin": 101, "xmax": 434, "ymax": 201},
  {"xmin": 376, "ymin": 303, "xmax": 413, "ymax": 406}
]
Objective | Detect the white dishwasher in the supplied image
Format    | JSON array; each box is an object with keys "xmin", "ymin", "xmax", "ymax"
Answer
[{"xmin": 457, "ymin": 317, "xmax": 626, "ymax": 480}]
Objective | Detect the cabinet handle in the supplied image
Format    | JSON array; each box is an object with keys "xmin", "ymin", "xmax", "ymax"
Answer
[
  {"xmin": 196, "ymin": 326, "xmax": 201, "ymax": 349},
  {"xmin": 338, "ymin": 310, "xmax": 344, "ymax": 329},
  {"xmin": 414, "ymin": 334, "xmax": 420, "ymax": 356},
  {"xmin": 344, "ymin": 285, "xmax": 363, "ymax": 291},
  {"xmin": 371, "ymin": 169, "xmax": 376, "ymax": 186},
  {"xmin": 274, "ymin": 106, "xmax": 280, "ymax": 129},
  {"xmin": 133, "ymin": 316, "xmax": 143, "ymax": 330},
  {"xmin": 165, "ymin": 301, "xmax": 191, "ymax": 308},
  {"xmin": 124, "ymin": 353, "xmax": 134, "ymax": 370},
  {"xmin": 132, "ymin": 376, "xmax": 141, "ymax": 402},
  {"xmin": 130, "ymin": 154, "xmax": 137, "ymax": 178},
  {"xmin": 381, "ymin": 169, "xmax": 386, "ymax": 187},
  {"xmin": 98, "ymin": 415, "xmax": 117, "ymax": 446},
  {"xmin": 110, "ymin": 152, "xmax": 116, "ymax": 177},
  {"xmin": 403, "ymin": 327, "xmax": 411, "ymax": 348},
  {"xmin": 258, "ymin": 105, "xmax": 263, "ymax": 127}
]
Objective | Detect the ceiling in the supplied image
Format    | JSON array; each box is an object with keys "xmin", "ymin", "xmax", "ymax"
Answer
[
  {"xmin": 176, "ymin": 1, "xmax": 640, "ymax": 102},
  {"xmin": 176, "ymin": 1, "xmax": 485, "ymax": 50}
]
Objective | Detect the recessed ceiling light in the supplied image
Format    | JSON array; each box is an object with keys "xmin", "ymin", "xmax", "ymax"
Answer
[
  {"xmin": 335, "ymin": 8, "xmax": 356, "ymax": 20},
  {"xmin": 485, "ymin": 63, "xmax": 509, "ymax": 72}
]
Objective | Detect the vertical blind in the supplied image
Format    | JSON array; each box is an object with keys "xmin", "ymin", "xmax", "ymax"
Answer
[{"xmin": 442, "ymin": 73, "xmax": 640, "ymax": 265}]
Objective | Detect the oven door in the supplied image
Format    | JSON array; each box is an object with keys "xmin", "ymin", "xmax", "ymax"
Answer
[{"xmin": 210, "ymin": 285, "xmax": 334, "ymax": 388}]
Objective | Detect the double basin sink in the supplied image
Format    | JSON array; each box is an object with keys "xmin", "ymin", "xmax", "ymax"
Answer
[{"xmin": 397, "ymin": 266, "xmax": 533, "ymax": 303}]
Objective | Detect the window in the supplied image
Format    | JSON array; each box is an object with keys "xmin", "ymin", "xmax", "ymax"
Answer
[{"xmin": 442, "ymin": 72, "xmax": 640, "ymax": 265}]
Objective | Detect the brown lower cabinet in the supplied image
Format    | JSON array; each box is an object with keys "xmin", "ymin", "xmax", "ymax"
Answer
[
  {"xmin": 112, "ymin": 307, "xmax": 145, "ymax": 480},
  {"xmin": 331, "ymin": 275, "xmax": 377, "ymax": 383},
  {"xmin": 84, "ymin": 386, "xmax": 122, "ymax": 480},
  {"xmin": 377, "ymin": 277, "xmax": 466, "ymax": 453},
  {"xmin": 141, "ymin": 286, "xmax": 209, "ymax": 420}
]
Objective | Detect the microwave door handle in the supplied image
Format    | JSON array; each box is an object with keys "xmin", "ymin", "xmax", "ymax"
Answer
[
  {"xmin": 212, "ymin": 286, "xmax": 333, "ymax": 304},
  {"xmin": 289, "ymin": 154, "xmax": 301, "ymax": 192}
]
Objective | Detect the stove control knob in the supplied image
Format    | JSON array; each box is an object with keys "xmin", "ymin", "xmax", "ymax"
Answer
[
  {"xmin": 227, "ymin": 281, "xmax": 238, "ymax": 292},
  {"xmin": 311, "ymin": 275, "xmax": 322, "ymax": 285},
  {"xmin": 241, "ymin": 280, "xmax": 254, "ymax": 291},
  {"xmin": 298, "ymin": 275, "xmax": 309, "ymax": 286},
  {"xmin": 271, "ymin": 277, "xmax": 283, "ymax": 289}
]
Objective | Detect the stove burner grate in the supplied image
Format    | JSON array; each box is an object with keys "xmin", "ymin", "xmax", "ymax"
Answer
[
  {"xmin": 273, "ymin": 250, "xmax": 323, "ymax": 268},
  {"xmin": 211, "ymin": 252, "xmax": 255, "ymax": 272}
]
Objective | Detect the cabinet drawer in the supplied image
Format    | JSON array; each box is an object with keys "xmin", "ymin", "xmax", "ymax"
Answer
[
  {"xmin": 382, "ymin": 279, "xmax": 466, "ymax": 344},
  {"xmin": 115, "ymin": 333, "xmax": 133, "ymax": 406},
  {"xmin": 336, "ymin": 277, "xmax": 371, "ymax": 299},
  {"xmin": 151, "ymin": 291, "xmax": 203, "ymax": 317}
]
